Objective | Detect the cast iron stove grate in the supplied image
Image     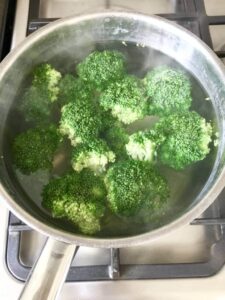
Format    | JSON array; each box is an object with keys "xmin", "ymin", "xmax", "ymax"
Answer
[{"xmin": 5, "ymin": 0, "xmax": 225, "ymax": 282}]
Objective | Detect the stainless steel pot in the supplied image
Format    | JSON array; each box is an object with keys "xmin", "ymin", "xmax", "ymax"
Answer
[{"xmin": 1, "ymin": 11, "xmax": 225, "ymax": 300}]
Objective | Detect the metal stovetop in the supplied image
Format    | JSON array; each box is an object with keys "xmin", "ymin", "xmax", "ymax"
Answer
[{"xmin": 2, "ymin": 0, "xmax": 225, "ymax": 299}]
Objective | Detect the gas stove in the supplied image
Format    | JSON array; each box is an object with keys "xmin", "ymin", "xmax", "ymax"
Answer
[{"xmin": 2, "ymin": 0, "xmax": 225, "ymax": 299}]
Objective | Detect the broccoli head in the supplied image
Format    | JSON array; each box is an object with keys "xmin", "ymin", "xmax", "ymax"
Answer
[
  {"xmin": 59, "ymin": 100, "xmax": 102, "ymax": 146},
  {"xmin": 100, "ymin": 75, "xmax": 148, "ymax": 124},
  {"xmin": 19, "ymin": 64, "xmax": 61, "ymax": 123},
  {"xmin": 144, "ymin": 66, "xmax": 192, "ymax": 116},
  {"xmin": 156, "ymin": 111, "xmax": 213, "ymax": 169},
  {"xmin": 101, "ymin": 115, "xmax": 129, "ymax": 159},
  {"xmin": 58, "ymin": 74, "xmax": 95, "ymax": 106},
  {"xmin": 12, "ymin": 124, "xmax": 61, "ymax": 174},
  {"xmin": 64, "ymin": 200, "xmax": 104, "ymax": 235},
  {"xmin": 71, "ymin": 139, "xmax": 115, "ymax": 173},
  {"xmin": 42, "ymin": 170, "xmax": 106, "ymax": 234},
  {"xmin": 33, "ymin": 63, "xmax": 62, "ymax": 102},
  {"xmin": 126, "ymin": 129, "xmax": 165, "ymax": 162},
  {"xmin": 77, "ymin": 50, "xmax": 125, "ymax": 90},
  {"xmin": 20, "ymin": 86, "xmax": 53, "ymax": 123},
  {"xmin": 105, "ymin": 160, "xmax": 169, "ymax": 217}
]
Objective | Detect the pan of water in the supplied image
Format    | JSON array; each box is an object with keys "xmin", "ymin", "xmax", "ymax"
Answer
[{"xmin": 1, "ymin": 12, "xmax": 225, "ymax": 299}]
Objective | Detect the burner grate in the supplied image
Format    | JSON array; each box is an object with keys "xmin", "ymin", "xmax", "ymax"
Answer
[
  {"xmin": 0, "ymin": 0, "xmax": 16, "ymax": 60},
  {"xmin": 6, "ymin": 212, "xmax": 225, "ymax": 282},
  {"xmin": 5, "ymin": 0, "xmax": 225, "ymax": 282}
]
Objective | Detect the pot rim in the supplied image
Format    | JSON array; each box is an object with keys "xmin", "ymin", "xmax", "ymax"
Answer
[{"xmin": 1, "ymin": 11, "xmax": 225, "ymax": 248}]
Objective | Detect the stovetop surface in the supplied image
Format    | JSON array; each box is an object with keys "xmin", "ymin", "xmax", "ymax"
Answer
[{"xmin": 2, "ymin": 0, "xmax": 225, "ymax": 299}]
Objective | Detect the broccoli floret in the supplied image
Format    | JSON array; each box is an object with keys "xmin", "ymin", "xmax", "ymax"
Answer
[
  {"xmin": 156, "ymin": 111, "xmax": 212, "ymax": 169},
  {"xmin": 101, "ymin": 114, "xmax": 129, "ymax": 159},
  {"xmin": 71, "ymin": 139, "xmax": 115, "ymax": 173},
  {"xmin": 103, "ymin": 125, "xmax": 128, "ymax": 159},
  {"xmin": 42, "ymin": 170, "xmax": 106, "ymax": 213},
  {"xmin": 42, "ymin": 170, "xmax": 106, "ymax": 234},
  {"xmin": 77, "ymin": 50, "xmax": 125, "ymax": 90},
  {"xmin": 100, "ymin": 111, "xmax": 117, "ymax": 130},
  {"xmin": 126, "ymin": 129, "xmax": 165, "ymax": 162},
  {"xmin": 58, "ymin": 74, "xmax": 95, "ymax": 105},
  {"xmin": 144, "ymin": 66, "xmax": 192, "ymax": 116},
  {"xmin": 100, "ymin": 75, "xmax": 148, "ymax": 124},
  {"xmin": 20, "ymin": 64, "xmax": 61, "ymax": 123},
  {"xmin": 105, "ymin": 160, "xmax": 169, "ymax": 217},
  {"xmin": 12, "ymin": 125, "xmax": 61, "ymax": 174},
  {"xmin": 59, "ymin": 100, "xmax": 102, "ymax": 146},
  {"xmin": 33, "ymin": 64, "xmax": 61, "ymax": 102},
  {"xmin": 20, "ymin": 86, "xmax": 53, "ymax": 123},
  {"xmin": 65, "ymin": 201, "xmax": 104, "ymax": 235}
]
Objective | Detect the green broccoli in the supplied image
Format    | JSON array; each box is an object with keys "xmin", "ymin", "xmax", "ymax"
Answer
[
  {"xmin": 101, "ymin": 114, "xmax": 129, "ymax": 159},
  {"xmin": 64, "ymin": 201, "xmax": 104, "ymax": 235},
  {"xmin": 71, "ymin": 139, "xmax": 115, "ymax": 173},
  {"xmin": 100, "ymin": 110, "xmax": 116, "ymax": 129},
  {"xmin": 33, "ymin": 64, "xmax": 62, "ymax": 102},
  {"xmin": 58, "ymin": 74, "xmax": 95, "ymax": 105},
  {"xmin": 105, "ymin": 160, "xmax": 169, "ymax": 217},
  {"xmin": 144, "ymin": 66, "xmax": 192, "ymax": 116},
  {"xmin": 126, "ymin": 129, "xmax": 165, "ymax": 162},
  {"xmin": 12, "ymin": 124, "xmax": 61, "ymax": 174},
  {"xmin": 59, "ymin": 100, "xmax": 102, "ymax": 146},
  {"xmin": 20, "ymin": 86, "xmax": 53, "ymax": 123},
  {"xmin": 77, "ymin": 50, "xmax": 125, "ymax": 90},
  {"xmin": 103, "ymin": 125, "xmax": 128, "ymax": 159},
  {"xmin": 16, "ymin": 50, "xmax": 214, "ymax": 233},
  {"xmin": 155, "ymin": 111, "xmax": 213, "ymax": 169},
  {"xmin": 20, "ymin": 64, "xmax": 61, "ymax": 123},
  {"xmin": 99, "ymin": 75, "xmax": 148, "ymax": 124},
  {"xmin": 42, "ymin": 170, "xmax": 106, "ymax": 234}
]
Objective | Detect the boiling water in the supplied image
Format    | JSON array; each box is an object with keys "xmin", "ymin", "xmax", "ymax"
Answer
[{"xmin": 5, "ymin": 42, "xmax": 217, "ymax": 237}]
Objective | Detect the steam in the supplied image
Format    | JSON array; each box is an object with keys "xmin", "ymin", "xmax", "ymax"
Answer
[{"xmin": 115, "ymin": 40, "xmax": 180, "ymax": 78}]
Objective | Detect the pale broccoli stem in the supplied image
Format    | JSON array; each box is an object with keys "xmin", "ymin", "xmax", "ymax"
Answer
[
  {"xmin": 125, "ymin": 129, "xmax": 165, "ymax": 162},
  {"xmin": 71, "ymin": 139, "xmax": 115, "ymax": 174}
]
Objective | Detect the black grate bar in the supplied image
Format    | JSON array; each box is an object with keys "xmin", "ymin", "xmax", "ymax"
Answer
[
  {"xmin": 183, "ymin": 0, "xmax": 196, "ymax": 13},
  {"xmin": 157, "ymin": 13, "xmax": 196, "ymax": 21},
  {"xmin": 191, "ymin": 218, "xmax": 225, "ymax": 225},
  {"xmin": 194, "ymin": 0, "xmax": 207, "ymax": 16},
  {"xmin": 215, "ymin": 50, "xmax": 225, "ymax": 58},
  {"xmin": 195, "ymin": 0, "xmax": 213, "ymax": 47},
  {"xmin": 175, "ymin": 0, "xmax": 186, "ymax": 13},
  {"xmin": 27, "ymin": 17, "xmax": 201, "ymax": 42},
  {"xmin": 28, "ymin": 18, "xmax": 58, "ymax": 32},
  {"xmin": 28, "ymin": 15, "xmax": 198, "ymax": 28},
  {"xmin": 0, "ymin": 0, "xmax": 17, "ymax": 60},
  {"xmin": 28, "ymin": 0, "xmax": 40, "ymax": 20},
  {"xmin": 208, "ymin": 16, "xmax": 225, "ymax": 25},
  {"xmin": 6, "ymin": 227, "xmax": 225, "ymax": 282}
]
